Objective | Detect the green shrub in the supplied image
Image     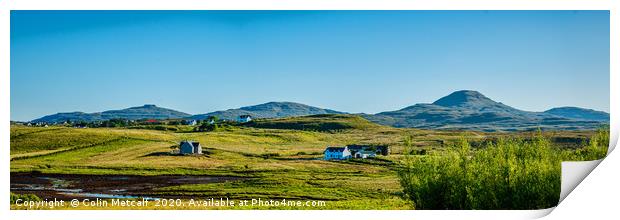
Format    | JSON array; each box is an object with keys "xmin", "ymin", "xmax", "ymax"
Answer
[
  {"xmin": 194, "ymin": 123, "xmax": 220, "ymax": 132},
  {"xmin": 398, "ymin": 132, "xmax": 562, "ymax": 209},
  {"xmin": 260, "ymin": 153, "xmax": 280, "ymax": 159},
  {"xmin": 570, "ymin": 128, "xmax": 609, "ymax": 161}
]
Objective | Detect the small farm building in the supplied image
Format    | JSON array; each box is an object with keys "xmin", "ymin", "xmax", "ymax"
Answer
[
  {"xmin": 347, "ymin": 145, "xmax": 390, "ymax": 157},
  {"xmin": 179, "ymin": 140, "xmax": 202, "ymax": 155}
]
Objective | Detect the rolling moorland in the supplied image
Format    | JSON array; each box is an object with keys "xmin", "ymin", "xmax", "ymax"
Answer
[
  {"xmin": 10, "ymin": 113, "xmax": 609, "ymax": 210},
  {"xmin": 11, "ymin": 116, "xmax": 427, "ymax": 209},
  {"xmin": 29, "ymin": 90, "xmax": 609, "ymax": 132},
  {"xmin": 11, "ymin": 90, "xmax": 610, "ymax": 210}
]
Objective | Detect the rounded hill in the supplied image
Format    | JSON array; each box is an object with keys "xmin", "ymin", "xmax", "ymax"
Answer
[{"xmin": 243, "ymin": 114, "xmax": 384, "ymax": 132}]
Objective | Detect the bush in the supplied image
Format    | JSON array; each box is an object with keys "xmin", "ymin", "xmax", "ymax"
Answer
[
  {"xmin": 398, "ymin": 132, "xmax": 562, "ymax": 209},
  {"xmin": 568, "ymin": 128, "xmax": 609, "ymax": 161},
  {"xmin": 195, "ymin": 123, "xmax": 220, "ymax": 132},
  {"xmin": 260, "ymin": 153, "xmax": 280, "ymax": 159}
]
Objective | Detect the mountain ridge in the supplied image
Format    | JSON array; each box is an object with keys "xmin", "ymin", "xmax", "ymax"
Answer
[
  {"xmin": 28, "ymin": 91, "xmax": 609, "ymax": 131},
  {"xmin": 190, "ymin": 101, "xmax": 346, "ymax": 120},
  {"xmin": 31, "ymin": 104, "xmax": 191, "ymax": 123},
  {"xmin": 363, "ymin": 90, "xmax": 607, "ymax": 131},
  {"xmin": 544, "ymin": 106, "xmax": 609, "ymax": 122}
]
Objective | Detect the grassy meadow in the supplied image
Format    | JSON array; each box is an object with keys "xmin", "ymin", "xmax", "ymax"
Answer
[{"xmin": 9, "ymin": 115, "xmax": 608, "ymax": 210}]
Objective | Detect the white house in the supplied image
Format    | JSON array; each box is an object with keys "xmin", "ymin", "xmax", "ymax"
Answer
[
  {"xmin": 353, "ymin": 150, "xmax": 376, "ymax": 159},
  {"xmin": 347, "ymin": 145, "xmax": 390, "ymax": 157},
  {"xmin": 237, "ymin": 115, "xmax": 252, "ymax": 123},
  {"xmin": 186, "ymin": 120, "xmax": 197, "ymax": 126},
  {"xmin": 323, "ymin": 146, "xmax": 352, "ymax": 160},
  {"xmin": 179, "ymin": 140, "xmax": 202, "ymax": 155}
]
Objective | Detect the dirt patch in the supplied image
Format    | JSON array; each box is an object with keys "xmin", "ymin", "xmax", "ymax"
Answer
[{"xmin": 11, "ymin": 172, "xmax": 245, "ymax": 200}]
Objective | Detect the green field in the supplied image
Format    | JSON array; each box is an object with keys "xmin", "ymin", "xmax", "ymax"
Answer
[{"xmin": 9, "ymin": 115, "xmax": 608, "ymax": 210}]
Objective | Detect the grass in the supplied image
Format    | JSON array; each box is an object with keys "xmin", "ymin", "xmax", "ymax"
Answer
[
  {"xmin": 11, "ymin": 193, "xmax": 41, "ymax": 204},
  {"xmin": 10, "ymin": 126, "xmax": 176, "ymax": 156},
  {"xmin": 154, "ymin": 171, "xmax": 402, "ymax": 202},
  {"xmin": 10, "ymin": 123, "xmax": 407, "ymax": 209},
  {"xmin": 9, "ymin": 117, "xmax": 608, "ymax": 210},
  {"xmin": 244, "ymin": 114, "xmax": 383, "ymax": 132}
]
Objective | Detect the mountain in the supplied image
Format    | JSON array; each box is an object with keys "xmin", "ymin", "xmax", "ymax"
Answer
[
  {"xmin": 362, "ymin": 90, "xmax": 607, "ymax": 131},
  {"xmin": 191, "ymin": 102, "xmax": 345, "ymax": 120},
  {"xmin": 32, "ymin": 104, "xmax": 191, "ymax": 123},
  {"xmin": 29, "ymin": 91, "xmax": 608, "ymax": 131},
  {"xmin": 545, "ymin": 107, "xmax": 610, "ymax": 122}
]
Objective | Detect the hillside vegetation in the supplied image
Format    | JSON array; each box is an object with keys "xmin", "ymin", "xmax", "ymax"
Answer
[
  {"xmin": 243, "ymin": 114, "xmax": 383, "ymax": 132},
  {"xmin": 10, "ymin": 120, "xmax": 608, "ymax": 210},
  {"xmin": 10, "ymin": 126, "xmax": 175, "ymax": 158},
  {"xmin": 10, "ymin": 124, "xmax": 411, "ymax": 209}
]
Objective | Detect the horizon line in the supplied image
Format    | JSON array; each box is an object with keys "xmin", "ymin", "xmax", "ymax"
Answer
[{"xmin": 14, "ymin": 100, "xmax": 609, "ymax": 122}]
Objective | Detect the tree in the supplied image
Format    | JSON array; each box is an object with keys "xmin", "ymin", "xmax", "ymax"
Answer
[
  {"xmin": 195, "ymin": 121, "xmax": 219, "ymax": 132},
  {"xmin": 207, "ymin": 116, "xmax": 219, "ymax": 124}
]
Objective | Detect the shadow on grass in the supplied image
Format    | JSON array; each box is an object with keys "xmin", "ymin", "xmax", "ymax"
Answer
[{"xmin": 140, "ymin": 151, "xmax": 211, "ymax": 158}]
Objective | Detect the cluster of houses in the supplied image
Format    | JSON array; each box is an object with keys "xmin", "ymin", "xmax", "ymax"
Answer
[
  {"xmin": 155, "ymin": 115, "xmax": 252, "ymax": 125},
  {"xmin": 324, "ymin": 145, "xmax": 390, "ymax": 160},
  {"xmin": 20, "ymin": 114, "xmax": 252, "ymax": 128},
  {"xmin": 180, "ymin": 115, "xmax": 253, "ymax": 127},
  {"xmin": 18, "ymin": 122, "xmax": 51, "ymax": 127},
  {"xmin": 146, "ymin": 117, "xmax": 253, "ymax": 126},
  {"xmin": 199, "ymin": 115, "xmax": 252, "ymax": 124}
]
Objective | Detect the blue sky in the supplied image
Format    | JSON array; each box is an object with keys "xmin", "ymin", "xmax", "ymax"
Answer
[{"xmin": 11, "ymin": 11, "xmax": 609, "ymax": 121}]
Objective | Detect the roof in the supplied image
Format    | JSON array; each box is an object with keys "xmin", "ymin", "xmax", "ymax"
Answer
[
  {"xmin": 239, "ymin": 115, "xmax": 252, "ymax": 118},
  {"xmin": 180, "ymin": 140, "xmax": 200, "ymax": 147},
  {"xmin": 324, "ymin": 146, "xmax": 347, "ymax": 152},
  {"xmin": 347, "ymin": 144, "xmax": 388, "ymax": 150},
  {"xmin": 358, "ymin": 150, "xmax": 377, "ymax": 154}
]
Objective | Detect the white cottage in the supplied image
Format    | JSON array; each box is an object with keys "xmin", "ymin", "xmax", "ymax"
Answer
[
  {"xmin": 237, "ymin": 115, "xmax": 252, "ymax": 123},
  {"xmin": 353, "ymin": 150, "xmax": 376, "ymax": 159},
  {"xmin": 179, "ymin": 140, "xmax": 202, "ymax": 155},
  {"xmin": 323, "ymin": 146, "xmax": 352, "ymax": 160}
]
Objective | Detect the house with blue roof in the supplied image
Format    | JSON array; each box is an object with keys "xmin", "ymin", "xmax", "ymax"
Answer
[{"xmin": 323, "ymin": 146, "xmax": 352, "ymax": 160}]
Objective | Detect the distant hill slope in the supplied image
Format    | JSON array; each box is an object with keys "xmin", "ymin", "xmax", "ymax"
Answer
[
  {"xmin": 29, "ymin": 91, "xmax": 609, "ymax": 132},
  {"xmin": 191, "ymin": 102, "xmax": 346, "ymax": 120},
  {"xmin": 363, "ymin": 90, "xmax": 608, "ymax": 131},
  {"xmin": 32, "ymin": 104, "xmax": 191, "ymax": 123},
  {"xmin": 243, "ymin": 114, "xmax": 383, "ymax": 132},
  {"xmin": 545, "ymin": 107, "xmax": 610, "ymax": 122}
]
